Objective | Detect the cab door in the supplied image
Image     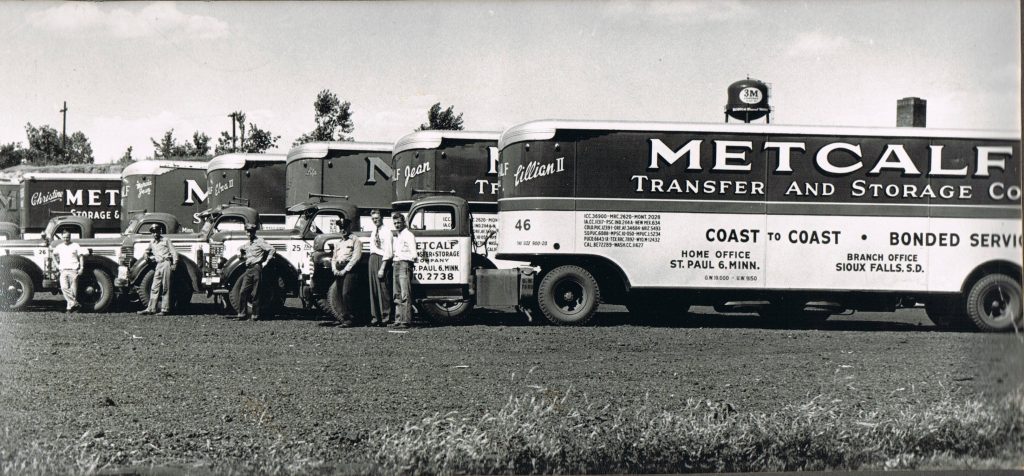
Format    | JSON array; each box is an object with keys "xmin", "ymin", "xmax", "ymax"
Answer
[{"xmin": 406, "ymin": 201, "xmax": 472, "ymax": 286}]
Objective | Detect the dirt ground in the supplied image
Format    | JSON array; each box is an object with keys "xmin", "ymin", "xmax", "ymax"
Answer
[{"xmin": 1, "ymin": 295, "xmax": 1022, "ymax": 473}]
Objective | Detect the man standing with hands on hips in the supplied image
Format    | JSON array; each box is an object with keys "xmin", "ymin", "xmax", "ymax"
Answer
[
  {"xmin": 391, "ymin": 212, "xmax": 417, "ymax": 328},
  {"xmin": 53, "ymin": 230, "xmax": 83, "ymax": 314},
  {"xmin": 236, "ymin": 223, "xmax": 275, "ymax": 321},
  {"xmin": 137, "ymin": 224, "xmax": 177, "ymax": 316},
  {"xmin": 367, "ymin": 209, "xmax": 393, "ymax": 326}
]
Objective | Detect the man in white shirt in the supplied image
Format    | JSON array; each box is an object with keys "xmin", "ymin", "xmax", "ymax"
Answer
[
  {"xmin": 391, "ymin": 212, "xmax": 417, "ymax": 328},
  {"xmin": 367, "ymin": 209, "xmax": 393, "ymax": 326},
  {"xmin": 52, "ymin": 231, "xmax": 83, "ymax": 313}
]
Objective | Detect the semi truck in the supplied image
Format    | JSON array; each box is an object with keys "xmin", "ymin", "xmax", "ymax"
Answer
[
  {"xmin": 121, "ymin": 160, "xmax": 210, "ymax": 233},
  {"xmin": 203, "ymin": 142, "xmax": 393, "ymax": 317},
  {"xmin": 0, "ymin": 212, "xmax": 180, "ymax": 312},
  {"xmin": 5, "ymin": 173, "xmax": 122, "ymax": 239},
  {"xmin": 206, "ymin": 153, "xmax": 287, "ymax": 229},
  {"xmin": 488, "ymin": 119, "xmax": 1021, "ymax": 331},
  {"xmin": 117, "ymin": 202, "xmax": 260, "ymax": 312},
  {"xmin": 363, "ymin": 130, "xmax": 522, "ymax": 322}
]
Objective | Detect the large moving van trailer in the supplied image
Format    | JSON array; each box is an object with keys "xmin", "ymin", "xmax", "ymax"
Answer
[
  {"xmin": 494, "ymin": 120, "xmax": 1021, "ymax": 331},
  {"xmin": 207, "ymin": 153, "xmax": 287, "ymax": 229},
  {"xmin": 121, "ymin": 160, "xmax": 209, "ymax": 233},
  {"xmin": 14, "ymin": 173, "xmax": 122, "ymax": 238}
]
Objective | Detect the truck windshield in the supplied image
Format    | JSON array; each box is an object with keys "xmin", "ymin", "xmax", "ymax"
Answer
[{"xmin": 294, "ymin": 210, "xmax": 345, "ymax": 235}]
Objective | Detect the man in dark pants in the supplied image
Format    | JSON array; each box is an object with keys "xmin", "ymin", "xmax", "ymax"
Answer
[
  {"xmin": 236, "ymin": 223, "xmax": 275, "ymax": 321},
  {"xmin": 331, "ymin": 218, "xmax": 362, "ymax": 327},
  {"xmin": 367, "ymin": 209, "xmax": 393, "ymax": 326}
]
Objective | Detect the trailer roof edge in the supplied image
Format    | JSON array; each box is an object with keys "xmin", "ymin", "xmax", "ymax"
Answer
[
  {"xmin": 392, "ymin": 131, "xmax": 500, "ymax": 156},
  {"xmin": 498, "ymin": 119, "xmax": 1022, "ymax": 149},
  {"xmin": 207, "ymin": 153, "xmax": 286, "ymax": 172},
  {"xmin": 122, "ymin": 160, "xmax": 209, "ymax": 178},
  {"xmin": 285, "ymin": 142, "xmax": 393, "ymax": 164}
]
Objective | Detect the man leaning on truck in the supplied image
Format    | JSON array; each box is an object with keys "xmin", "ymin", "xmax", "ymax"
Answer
[
  {"xmin": 236, "ymin": 223, "xmax": 275, "ymax": 321},
  {"xmin": 368, "ymin": 209, "xmax": 393, "ymax": 326},
  {"xmin": 53, "ymin": 230, "xmax": 83, "ymax": 314},
  {"xmin": 391, "ymin": 212, "xmax": 417, "ymax": 329},
  {"xmin": 137, "ymin": 224, "xmax": 178, "ymax": 316},
  {"xmin": 330, "ymin": 218, "xmax": 362, "ymax": 327}
]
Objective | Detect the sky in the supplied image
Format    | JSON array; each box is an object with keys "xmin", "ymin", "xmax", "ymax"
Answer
[{"xmin": 0, "ymin": 0, "xmax": 1019, "ymax": 164}]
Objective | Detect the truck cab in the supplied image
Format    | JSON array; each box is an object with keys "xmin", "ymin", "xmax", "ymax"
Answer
[
  {"xmin": 307, "ymin": 194, "xmax": 535, "ymax": 324},
  {"xmin": 204, "ymin": 197, "xmax": 360, "ymax": 316},
  {"xmin": 117, "ymin": 205, "xmax": 260, "ymax": 312},
  {"xmin": 0, "ymin": 214, "xmax": 124, "ymax": 312}
]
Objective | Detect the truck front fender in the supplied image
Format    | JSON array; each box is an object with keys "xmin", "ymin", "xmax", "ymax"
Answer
[{"xmin": 0, "ymin": 255, "xmax": 44, "ymax": 287}]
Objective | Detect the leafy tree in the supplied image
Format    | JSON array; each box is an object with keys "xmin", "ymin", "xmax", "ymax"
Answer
[
  {"xmin": 215, "ymin": 111, "xmax": 280, "ymax": 154},
  {"xmin": 417, "ymin": 102, "xmax": 464, "ymax": 131},
  {"xmin": 294, "ymin": 89, "xmax": 354, "ymax": 145},
  {"xmin": 22, "ymin": 123, "xmax": 94, "ymax": 164},
  {"xmin": 116, "ymin": 146, "xmax": 134, "ymax": 166},
  {"xmin": 151, "ymin": 129, "xmax": 212, "ymax": 161},
  {"xmin": 191, "ymin": 132, "xmax": 211, "ymax": 156},
  {"xmin": 0, "ymin": 142, "xmax": 31, "ymax": 169}
]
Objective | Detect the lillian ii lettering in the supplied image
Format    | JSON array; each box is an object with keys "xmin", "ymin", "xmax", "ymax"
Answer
[{"xmin": 514, "ymin": 157, "xmax": 565, "ymax": 187}]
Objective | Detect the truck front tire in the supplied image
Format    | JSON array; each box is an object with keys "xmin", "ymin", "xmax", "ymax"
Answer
[
  {"xmin": 422, "ymin": 301, "xmax": 473, "ymax": 325},
  {"xmin": 965, "ymin": 274, "xmax": 1022, "ymax": 332},
  {"xmin": 537, "ymin": 265, "xmax": 600, "ymax": 325},
  {"xmin": 0, "ymin": 268, "xmax": 34, "ymax": 311},
  {"xmin": 135, "ymin": 268, "xmax": 193, "ymax": 313},
  {"xmin": 229, "ymin": 272, "xmax": 286, "ymax": 318},
  {"xmin": 78, "ymin": 268, "xmax": 114, "ymax": 312}
]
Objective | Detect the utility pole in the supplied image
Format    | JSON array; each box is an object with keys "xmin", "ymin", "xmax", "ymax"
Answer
[
  {"xmin": 60, "ymin": 101, "xmax": 68, "ymax": 160},
  {"xmin": 228, "ymin": 112, "xmax": 238, "ymax": 151}
]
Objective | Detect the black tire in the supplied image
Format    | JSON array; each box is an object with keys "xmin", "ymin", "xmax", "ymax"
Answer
[
  {"xmin": 536, "ymin": 265, "xmax": 601, "ymax": 325},
  {"xmin": 422, "ymin": 300, "xmax": 474, "ymax": 325},
  {"xmin": 135, "ymin": 267, "xmax": 194, "ymax": 313},
  {"xmin": 229, "ymin": 272, "xmax": 286, "ymax": 318},
  {"xmin": 965, "ymin": 274, "xmax": 1022, "ymax": 332},
  {"xmin": 0, "ymin": 268, "xmax": 34, "ymax": 311},
  {"xmin": 326, "ymin": 276, "xmax": 373, "ymax": 323},
  {"xmin": 77, "ymin": 267, "xmax": 114, "ymax": 312}
]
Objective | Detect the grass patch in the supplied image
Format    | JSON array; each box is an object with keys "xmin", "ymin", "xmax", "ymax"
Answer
[
  {"xmin": 369, "ymin": 388, "xmax": 1024, "ymax": 474},
  {"xmin": 2, "ymin": 389, "xmax": 1021, "ymax": 474}
]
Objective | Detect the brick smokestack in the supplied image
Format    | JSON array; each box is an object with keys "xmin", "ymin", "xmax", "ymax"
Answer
[{"xmin": 897, "ymin": 97, "xmax": 927, "ymax": 127}]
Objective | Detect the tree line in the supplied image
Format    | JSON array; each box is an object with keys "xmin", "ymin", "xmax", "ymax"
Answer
[{"xmin": 0, "ymin": 90, "xmax": 465, "ymax": 169}]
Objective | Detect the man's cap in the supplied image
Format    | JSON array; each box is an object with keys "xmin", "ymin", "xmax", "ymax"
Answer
[
  {"xmin": 245, "ymin": 223, "xmax": 258, "ymax": 232},
  {"xmin": 149, "ymin": 224, "xmax": 161, "ymax": 233}
]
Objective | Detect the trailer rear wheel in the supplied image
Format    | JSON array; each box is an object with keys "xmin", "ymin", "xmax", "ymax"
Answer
[
  {"xmin": 537, "ymin": 265, "xmax": 600, "ymax": 325},
  {"xmin": 78, "ymin": 267, "xmax": 114, "ymax": 312},
  {"xmin": 0, "ymin": 268, "xmax": 34, "ymax": 311},
  {"xmin": 965, "ymin": 274, "xmax": 1022, "ymax": 332}
]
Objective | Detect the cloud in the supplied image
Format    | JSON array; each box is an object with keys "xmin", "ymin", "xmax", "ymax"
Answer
[
  {"xmin": 604, "ymin": 0, "xmax": 751, "ymax": 23},
  {"xmin": 27, "ymin": 2, "xmax": 228, "ymax": 40},
  {"xmin": 785, "ymin": 31, "xmax": 851, "ymax": 57}
]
